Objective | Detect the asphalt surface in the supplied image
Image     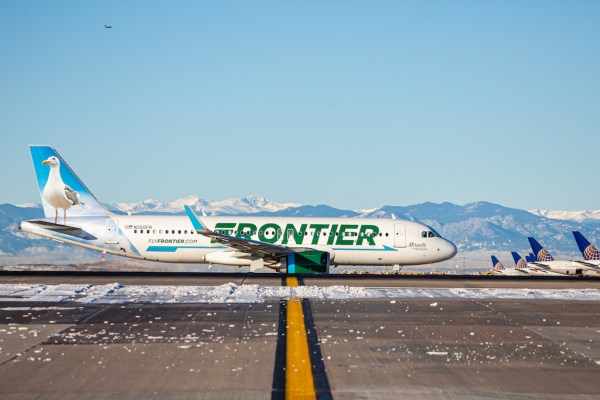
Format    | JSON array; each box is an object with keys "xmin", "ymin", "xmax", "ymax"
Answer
[{"xmin": 0, "ymin": 272, "xmax": 599, "ymax": 399}]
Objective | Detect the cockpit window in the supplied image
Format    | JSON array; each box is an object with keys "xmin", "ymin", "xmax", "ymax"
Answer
[
  {"xmin": 425, "ymin": 226, "xmax": 442, "ymax": 237},
  {"xmin": 421, "ymin": 231, "xmax": 427, "ymax": 238},
  {"xmin": 428, "ymin": 231, "xmax": 435, "ymax": 238}
]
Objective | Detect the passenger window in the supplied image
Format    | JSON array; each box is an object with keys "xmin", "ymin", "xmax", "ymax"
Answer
[
  {"xmin": 172, "ymin": 230, "xmax": 175, "ymax": 234},
  {"xmin": 147, "ymin": 230, "xmax": 150, "ymax": 234},
  {"xmin": 134, "ymin": 230, "xmax": 137, "ymax": 234},
  {"xmin": 184, "ymin": 230, "xmax": 188, "ymax": 234}
]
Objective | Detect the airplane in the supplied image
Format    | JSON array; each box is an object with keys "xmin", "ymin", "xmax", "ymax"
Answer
[
  {"xmin": 18, "ymin": 146, "xmax": 457, "ymax": 274},
  {"xmin": 528, "ymin": 237, "xmax": 600, "ymax": 276},
  {"xmin": 105, "ymin": 25, "xmax": 112, "ymax": 29},
  {"xmin": 510, "ymin": 251, "xmax": 563, "ymax": 276},
  {"xmin": 490, "ymin": 255, "xmax": 521, "ymax": 276}
]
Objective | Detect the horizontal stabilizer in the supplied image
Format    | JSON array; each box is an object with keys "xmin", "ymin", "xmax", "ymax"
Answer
[{"xmin": 25, "ymin": 220, "xmax": 97, "ymax": 240}]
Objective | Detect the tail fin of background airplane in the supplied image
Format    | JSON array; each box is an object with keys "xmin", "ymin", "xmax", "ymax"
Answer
[
  {"xmin": 573, "ymin": 231, "xmax": 600, "ymax": 260},
  {"xmin": 491, "ymin": 255, "xmax": 504, "ymax": 271},
  {"xmin": 511, "ymin": 251, "xmax": 528, "ymax": 269},
  {"xmin": 29, "ymin": 146, "xmax": 110, "ymax": 221},
  {"xmin": 527, "ymin": 237, "xmax": 554, "ymax": 262},
  {"xmin": 525, "ymin": 253, "xmax": 537, "ymax": 263}
]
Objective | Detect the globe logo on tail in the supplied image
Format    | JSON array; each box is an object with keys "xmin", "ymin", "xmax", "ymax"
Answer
[
  {"xmin": 584, "ymin": 245, "xmax": 600, "ymax": 260},
  {"xmin": 516, "ymin": 259, "xmax": 527, "ymax": 269},
  {"xmin": 537, "ymin": 249, "xmax": 553, "ymax": 262}
]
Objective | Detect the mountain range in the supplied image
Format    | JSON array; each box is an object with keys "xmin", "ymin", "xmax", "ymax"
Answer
[{"xmin": 2, "ymin": 195, "xmax": 600, "ymax": 264}]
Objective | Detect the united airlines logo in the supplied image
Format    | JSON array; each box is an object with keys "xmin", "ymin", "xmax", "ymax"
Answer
[
  {"xmin": 516, "ymin": 259, "xmax": 527, "ymax": 269},
  {"xmin": 584, "ymin": 245, "xmax": 600, "ymax": 260},
  {"xmin": 494, "ymin": 262, "xmax": 504, "ymax": 271},
  {"xmin": 537, "ymin": 249, "xmax": 554, "ymax": 262}
]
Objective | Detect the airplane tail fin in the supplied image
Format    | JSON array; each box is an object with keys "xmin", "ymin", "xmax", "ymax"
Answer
[
  {"xmin": 573, "ymin": 231, "xmax": 600, "ymax": 260},
  {"xmin": 527, "ymin": 237, "xmax": 554, "ymax": 262},
  {"xmin": 29, "ymin": 146, "xmax": 111, "ymax": 221},
  {"xmin": 526, "ymin": 253, "xmax": 537, "ymax": 263},
  {"xmin": 511, "ymin": 251, "xmax": 527, "ymax": 269},
  {"xmin": 491, "ymin": 255, "xmax": 504, "ymax": 271}
]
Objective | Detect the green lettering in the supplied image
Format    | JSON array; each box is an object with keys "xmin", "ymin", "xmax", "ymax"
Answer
[
  {"xmin": 214, "ymin": 222, "xmax": 236, "ymax": 235},
  {"xmin": 309, "ymin": 224, "xmax": 329, "ymax": 245},
  {"xmin": 237, "ymin": 223, "xmax": 257, "ymax": 239},
  {"xmin": 282, "ymin": 223, "xmax": 307, "ymax": 245},
  {"xmin": 336, "ymin": 225, "xmax": 358, "ymax": 246},
  {"xmin": 258, "ymin": 223, "xmax": 281, "ymax": 244},
  {"xmin": 327, "ymin": 225, "xmax": 338, "ymax": 245},
  {"xmin": 356, "ymin": 225, "xmax": 379, "ymax": 246}
]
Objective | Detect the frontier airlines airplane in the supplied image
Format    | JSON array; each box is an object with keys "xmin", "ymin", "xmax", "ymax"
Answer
[{"xmin": 19, "ymin": 146, "xmax": 457, "ymax": 274}]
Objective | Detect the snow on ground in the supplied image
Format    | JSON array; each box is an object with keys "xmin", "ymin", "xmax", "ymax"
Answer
[{"xmin": 0, "ymin": 283, "xmax": 599, "ymax": 304}]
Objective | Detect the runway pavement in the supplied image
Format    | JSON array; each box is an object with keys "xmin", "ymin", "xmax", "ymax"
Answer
[{"xmin": 0, "ymin": 272, "xmax": 599, "ymax": 399}]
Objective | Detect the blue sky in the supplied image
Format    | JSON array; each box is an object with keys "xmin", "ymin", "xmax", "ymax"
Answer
[{"xmin": 1, "ymin": 1, "xmax": 599, "ymax": 211}]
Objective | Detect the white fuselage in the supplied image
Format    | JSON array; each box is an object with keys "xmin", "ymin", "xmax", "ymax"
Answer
[
  {"xmin": 21, "ymin": 214, "xmax": 457, "ymax": 269},
  {"xmin": 530, "ymin": 260, "xmax": 600, "ymax": 276}
]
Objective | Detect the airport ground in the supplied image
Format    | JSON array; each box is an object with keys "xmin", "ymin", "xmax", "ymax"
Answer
[{"xmin": 0, "ymin": 272, "xmax": 599, "ymax": 399}]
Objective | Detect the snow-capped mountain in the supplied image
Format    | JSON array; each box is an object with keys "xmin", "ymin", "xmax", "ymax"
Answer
[
  {"xmin": 3, "ymin": 197, "xmax": 600, "ymax": 263},
  {"xmin": 107, "ymin": 195, "xmax": 300, "ymax": 215},
  {"xmin": 529, "ymin": 209, "xmax": 600, "ymax": 222}
]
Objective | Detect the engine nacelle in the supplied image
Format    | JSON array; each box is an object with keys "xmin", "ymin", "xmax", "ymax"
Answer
[{"xmin": 286, "ymin": 250, "xmax": 330, "ymax": 274}]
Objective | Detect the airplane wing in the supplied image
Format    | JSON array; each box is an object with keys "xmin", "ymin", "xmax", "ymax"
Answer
[
  {"xmin": 198, "ymin": 230, "xmax": 313, "ymax": 260},
  {"xmin": 183, "ymin": 206, "xmax": 314, "ymax": 262},
  {"xmin": 574, "ymin": 260, "xmax": 600, "ymax": 269},
  {"xmin": 528, "ymin": 262, "xmax": 551, "ymax": 270}
]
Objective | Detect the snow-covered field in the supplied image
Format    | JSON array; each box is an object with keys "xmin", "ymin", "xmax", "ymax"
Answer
[{"xmin": 0, "ymin": 283, "xmax": 600, "ymax": 304}]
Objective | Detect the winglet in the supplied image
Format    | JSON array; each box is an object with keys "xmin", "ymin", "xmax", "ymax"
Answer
[
  {"xmin": 184, "ymin": 205, "xmax": 205, "ymax": 231},
  {"xmin": 526, "ymin": 253, "xmax": 537, "ymax": 263}
]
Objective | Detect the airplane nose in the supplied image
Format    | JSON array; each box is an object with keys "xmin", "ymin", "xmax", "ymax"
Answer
[
  {"xmin": 440, "ymin": 240, "xmax": 457, "ymax": 260},
  {"xmin": 448, "ymin": 241, "xmax": 458, "ymax": 258}
]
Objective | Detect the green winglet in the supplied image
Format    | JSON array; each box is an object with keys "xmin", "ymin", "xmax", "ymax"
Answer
[{"xmin": 184, "ymin": 205, "xmax": 205, "ymax": 231}]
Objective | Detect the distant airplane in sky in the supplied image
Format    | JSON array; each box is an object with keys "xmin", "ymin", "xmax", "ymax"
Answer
[
  {"xmin": 104, "ymin": 25, "xmax": 112, "ymax": 29},
  {"xmin": 19, "ymin": 146, "xmax": 457, "ymax": 274}
]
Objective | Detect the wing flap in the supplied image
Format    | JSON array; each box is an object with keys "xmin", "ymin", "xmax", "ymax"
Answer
[{"xmin": 183, "ymin": 205, "xmax": 315, "ymax": 262}]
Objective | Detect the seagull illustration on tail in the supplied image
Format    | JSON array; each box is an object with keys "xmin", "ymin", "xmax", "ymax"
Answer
[{"xmin": 42, "ymin": 156, "xmax": 85, "ymax": 224}]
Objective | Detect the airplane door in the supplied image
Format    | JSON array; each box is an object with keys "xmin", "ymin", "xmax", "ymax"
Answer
[
  {"xmin": 394, "ymin": 223, "xmax": 406, "ymax": 248},
  {"xmin": 106, "ymin": 219, "xmax": 119, "ymax": 244}
]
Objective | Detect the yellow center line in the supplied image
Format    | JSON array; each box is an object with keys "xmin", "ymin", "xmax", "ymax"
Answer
[{"xmin": 285, "ymin": 276, "xmax": 317, "ymax": 400}]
